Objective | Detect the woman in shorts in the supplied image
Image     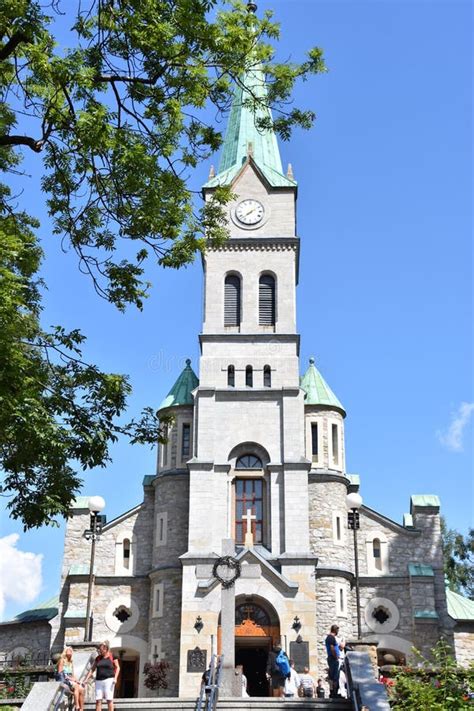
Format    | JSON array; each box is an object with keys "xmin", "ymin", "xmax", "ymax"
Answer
[
  {"xmin": 57, "ymin": 646, "xmax": 85, "ymax": 711},
  {"xmin": 84, "ymin": 640, "xmax": 120, "ymax": 711}
]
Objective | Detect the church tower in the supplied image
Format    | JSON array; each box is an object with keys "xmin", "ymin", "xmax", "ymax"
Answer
[{"xmin": 172, "ymin": 59, "xmax": 324, "ymax": 696}]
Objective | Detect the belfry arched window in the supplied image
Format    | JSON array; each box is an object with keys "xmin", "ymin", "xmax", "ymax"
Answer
[
  {"xmin": 259, "ymin": 274, "xmax": 276, "ymax": 325},
  {"xmin": 263, "ymin": 365, "xmax": 271, "ymax": 387},
  {"xmin": 245, "ymin": 365, "xmax": 253, "ymax": 387},
  {"xmin": 224, "ymin": 274, "xmax": 241, "ymax": 326}
]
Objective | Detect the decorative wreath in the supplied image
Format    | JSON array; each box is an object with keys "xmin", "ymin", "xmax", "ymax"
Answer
[{"xmin": 212, "ymin": 556, "xmax": 242, "ymax": 589}]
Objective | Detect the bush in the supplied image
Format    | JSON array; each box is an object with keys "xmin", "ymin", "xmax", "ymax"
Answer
[
  {"xmin": 143, "ymin": 661, "xmax": 170, "ymax": 691},
  {"xmin": 389, "ymin": 639, "xmax": 474, "ymax": 709}
]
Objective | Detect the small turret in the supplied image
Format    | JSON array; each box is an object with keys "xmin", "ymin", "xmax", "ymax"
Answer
[
  {"xmin": 301, "ymin": 357, "xmax": 346, "ymax": 472},
  {"xmin": 157, "ymin": 359, "xmax": 198, "ymax": 473}
]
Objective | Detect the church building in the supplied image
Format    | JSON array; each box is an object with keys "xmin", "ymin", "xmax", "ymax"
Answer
[{"xmin": 1, "ymin": 36, "xmax": 472, "ymax": 700}]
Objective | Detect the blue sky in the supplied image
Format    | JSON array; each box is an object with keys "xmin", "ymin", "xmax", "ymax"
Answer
[{"xmin": 0, "ymin": 0, "xmax": 472, "ymax": 620}]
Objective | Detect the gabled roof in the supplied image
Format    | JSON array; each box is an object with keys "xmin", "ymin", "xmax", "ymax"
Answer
[
  {"xmin": 158, "ymin": 359, "xmax": 199, "ymax": 411},
  {"xmin": 203, "ymin": 66, "xmax": 296, "ymax": 189},
  {"xmin": 0, "ymin": 595, "xmax": 59, "ymax": 625},
  {"xmin": 446, "ymin": 588, "xmax": 474, "ymax": 621},
  {"xmin": 300, "ymin": 357, "xmax": 345, "ymax": 414}
]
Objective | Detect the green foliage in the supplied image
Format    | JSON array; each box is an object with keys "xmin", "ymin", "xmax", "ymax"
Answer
[
  {"xmin": 0, "ymin": 1, "xmax": 324, "ymax": 528},
  {"xmin": 442, "ymin": 518, "xmax": 474, "ymax": 600},
  {"xmin": 1, "ymin": 0, "xmax": 325, "ymax": 308},
  {"xmin": 390, "ymin": 639, "xmax": 474, "ymax": 710},
  {"xmin": 0, "ymin": 669, "xmax": 32, "ymax": 699}
]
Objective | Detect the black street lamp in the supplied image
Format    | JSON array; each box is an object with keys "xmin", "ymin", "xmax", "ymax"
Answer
[
  {"xmin": 346, "ymin": 492, "xmax": 363, "ymax": 640},
  {"xmin": 83, "ymin": 496, "xmax": 106, "ymax": 642}
]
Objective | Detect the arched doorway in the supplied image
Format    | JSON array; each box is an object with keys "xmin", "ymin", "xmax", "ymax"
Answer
[
  {"xmin": 218, "ymin": 595, "xmax": 280, "ymax": 697},
  {"xmin": 112, "ymin": 647, "xmax": 139, "ymax": 698}
]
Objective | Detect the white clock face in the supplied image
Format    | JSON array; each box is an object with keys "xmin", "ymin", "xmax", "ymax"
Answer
[{"xmin": 235, "ymin": 199, "xmax": 265, "ymax": 226}]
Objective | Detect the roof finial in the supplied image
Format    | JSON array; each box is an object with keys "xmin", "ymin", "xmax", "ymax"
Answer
[
  {"xmin": 247, "ymin": 141, "xmax": 254, "ymax": 158},
  {"xmin": 286, "ymin": 163, "xmax": 294, "ymax": 180},
  {"xmin": 309, "ymin": 356, "xmax": 315, "ymax": 365},
  {"xmin": 247, "ymin": 1, "xmax": 258, "ymax": 13},
  {"xmin": 208, "ymin": 164, "xmax": 215, "ymax": 179},
  {"xmin": 185, "ymin": 358, "xmax": 191, "ymax": 366}
]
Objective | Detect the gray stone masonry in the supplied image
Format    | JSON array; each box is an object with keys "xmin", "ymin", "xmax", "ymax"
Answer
[
  {"xmin": 0, "ymin": 620, "xmax": 52, "ymax": 657},
  {"xmin": 152, "ymin": 472, "xmax": 190, "ymax": 569},
  {"xmin": 148, "ymin": 568, "xmax": 183, "ymax": 696}
]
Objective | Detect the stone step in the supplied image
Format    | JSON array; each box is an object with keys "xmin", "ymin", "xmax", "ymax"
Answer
[{"xmin": 84, "ymin": 698, "xmax": 352, "ymax": 711}]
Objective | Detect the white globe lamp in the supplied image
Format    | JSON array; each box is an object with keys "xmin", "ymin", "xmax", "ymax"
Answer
[
  {"xmin": 88, "ymin": 495, "xmax": 105, "ymax": 514},
  {"xmin": 346, "ymin": 492, "xmax": 363, "ymax": 510}
]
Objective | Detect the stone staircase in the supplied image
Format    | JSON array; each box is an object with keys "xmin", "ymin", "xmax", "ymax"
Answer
[{"xmin": 84, "ymin": 698, "xmax": 352, "ymax": 711}]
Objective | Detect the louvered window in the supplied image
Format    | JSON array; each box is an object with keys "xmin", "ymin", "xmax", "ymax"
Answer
[
  {"xmin": 259, "ymin": 274, "xmax": 275, "ymax": 325},
  {"xmin": 224, "ymin": 275, "xmax": 241, "ymax": 326},
  {"xmin": 263, "ymin": 365, "xmax": 271, "ymax": 387},
  {"xmin": 245, "ymin": 365, "xmax": 253, "ymax": 387}
]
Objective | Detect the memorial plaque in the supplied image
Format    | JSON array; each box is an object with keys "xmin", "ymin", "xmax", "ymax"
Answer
[
  {"xmin": 290, "ymin": 640, "xmax": 310, "ymax": 673},
  {"xmin": 187, "ymin": 646, "xmax": 207, "ymax": 673}
]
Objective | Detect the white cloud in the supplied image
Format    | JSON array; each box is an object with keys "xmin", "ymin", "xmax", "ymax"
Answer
[
  {"xmin": 437, "ymin": 402, "xmax": 474, "ymax": 452},
  {"xmin": 0, "ymin": 534, "xmax": 43, "ymax": 620}
]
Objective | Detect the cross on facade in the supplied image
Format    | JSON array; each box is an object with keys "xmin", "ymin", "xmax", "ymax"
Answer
[
  {"xmin": 214, "ymin": 539, "xmax": 260, "ymax": 697},
  {"xmin": 242, "ymin": 507, "xmax": 256, "ymax": 548}
]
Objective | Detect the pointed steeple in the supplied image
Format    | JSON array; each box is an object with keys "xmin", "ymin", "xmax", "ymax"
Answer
[
  {"xmin": 158, "ymin": 359, "xmax": 199, "ymax": 411},
  {"xmin": 203, "ymin": 65, "xmax": 296, "ymax": 189},
  {"xmin": 300, "ymin": 357, "xmax": 345, "ymax": 414}
]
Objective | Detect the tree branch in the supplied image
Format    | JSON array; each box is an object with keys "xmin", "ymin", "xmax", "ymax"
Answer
[
  {"xmin": 0, "ymin": 32, "xmax": 29, "ymax": 61},
  {"xmin": 0, "ymin": 134, "xmax": 44, "ymax": 152}
]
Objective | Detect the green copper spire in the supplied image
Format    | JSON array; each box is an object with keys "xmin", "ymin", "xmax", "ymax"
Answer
[
  {"xmin": 203, "ymin": 65, "xmax": 296, "ymax": 189},
  {"xmin": 158, "ymin": 359, "xmax": 199, "ymax": 411},
  {"xmin": 300, "ymin": 357, "xmax": 345, "ymax": 414}
]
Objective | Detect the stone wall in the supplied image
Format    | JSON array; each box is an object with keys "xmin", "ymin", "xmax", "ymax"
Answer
[
  {"xmin": 0, "ymin": 621, "xmax": 52, "ymax": 657},
  {"xmin": 453, "ymin": 625, "xmax": 474, "ymax": 667}
]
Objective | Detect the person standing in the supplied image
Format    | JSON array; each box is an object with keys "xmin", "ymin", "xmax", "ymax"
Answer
[
  {"xmin": 298, "ymin": 666, "xmax": 317, "ymax": 698},
  {"xmin": 265, "ymin": 643, "xmax": 288, "ymax": 698},
  {"xmin": 325, "ymin": 624, "xmax": 341, "ymax": 698},
  {"xmin": 84, "ymin": 641, "xmax": 120, "ymax": 711},
  {"xmin": 235, "ymin": 664, "xmax": 249, "ymax": 697},
  {"xmin": 283, "ymin": 659, "xmax": 300, "ymax": 698}
]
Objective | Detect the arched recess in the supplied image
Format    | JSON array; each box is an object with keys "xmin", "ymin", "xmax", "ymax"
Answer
[
  {"xmin": 227, "ymin": 442, "xmax": 271, "ymax": 469},
  {"xmin": 364, "ymin": 633, "xmax": 415, "ymax": 661},
  {"xmin": 109, "ymin": 634, "xmax": 148, "ymax": 697},
  {"xmin": 115, "ymin": 531, "xmax": 136, "ymax": 575},
  {"xmin": 224, "ymin": 272, "xmax": 242, "ymax": 327},
  {"xmin": 228, "ymin": 443, "xmax": 271, "ymax": 547},
  {"xmin": 217, "ymin": 594, "xmax": 280, "ymax": 652}
]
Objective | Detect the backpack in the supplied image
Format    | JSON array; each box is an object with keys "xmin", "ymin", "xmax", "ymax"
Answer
[{"xmin": 275, "ymin": 649, "xmax": 290, "ymax": 677}]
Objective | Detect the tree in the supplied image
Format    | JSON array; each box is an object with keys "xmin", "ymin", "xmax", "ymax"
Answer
[
  {"xmin": 0, "ymin": 1, "xmax": 325, "ymax": 528},
  {"xmin": 441, "ymin": 518, "xmax": 474, "ymax": 600},
  {"xmin": 389, "ymin": 640, "xmax": 474, "ymax": 710}
]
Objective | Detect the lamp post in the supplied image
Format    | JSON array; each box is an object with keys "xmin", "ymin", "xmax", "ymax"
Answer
[
  {"xmin": 346, "ymin": 492, "xmax": 363, "ymax": 640},
  {"xmin": 84, "ymin": 495, "xmax": 106, "ymax": 642}
]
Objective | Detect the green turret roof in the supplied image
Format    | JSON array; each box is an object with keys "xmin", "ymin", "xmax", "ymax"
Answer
[
  {"xmin": 203, "ymin": 65, "xmax": 296, "ymax": 189},
  {"xmin": 158, "ymin": 359, "xmax": 199, "ymax": 411},
  {"xmin": 300, "ymin": 357, "xmax": 345, "ymax": 414}
]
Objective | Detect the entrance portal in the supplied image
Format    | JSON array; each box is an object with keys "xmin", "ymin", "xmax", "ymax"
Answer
[
  {"xmin": 112, "ymin": 651, "xmax": 139, "ymax": 698},
  {"xmin": 235, "ymin": 642, "xmax": 270, "ymax": 697},
  {"xmin": 218, "ymin": 596, "xmax": 280, "ymax": 698}
]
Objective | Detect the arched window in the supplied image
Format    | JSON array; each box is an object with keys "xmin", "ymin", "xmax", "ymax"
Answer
[
  {"xmin": 263, "ymin": 365, "xmax": 271, "ymax": 387},
  {"xmin": 259, "ymin": 274, "xmax": 276, "ymax": 325},
  {"xmin": 227, "ymin": 365, "xmax": 235, "ymax": 387},
  {"xmin": 123, "ymin": 538, "xmax": 131, "ymax": 569},
  {"xmin": 236, "ymin": 454, "xmax": 263, "ymax": 469},
  {"xmin": 373, "ymin": 538, "xmax": 382, "ymax": 571},
  {"xmin": 235, "ymin": 478, "xmax": 264, "ymax": 545},
  {"xmin": 245, "ymin": 365, "xmax": 253, "ymax": 387},
  {"xmin": 224, "ymin": 274, "xmax": 241, "ymax": 326}
]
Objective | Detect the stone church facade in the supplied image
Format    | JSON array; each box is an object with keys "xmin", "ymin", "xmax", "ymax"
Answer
[{"xmin": 1, "ymin": 58, "xmax": 472, "ymax": 698}]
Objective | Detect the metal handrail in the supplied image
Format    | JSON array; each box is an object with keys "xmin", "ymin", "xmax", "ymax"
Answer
[
  {"xmin": 196, "ymin": 654, "xmax": 224, "ymax": 711},
  {"xmin": 343, "ymin": 657, "xmax": 360, "ymax": 711}
]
